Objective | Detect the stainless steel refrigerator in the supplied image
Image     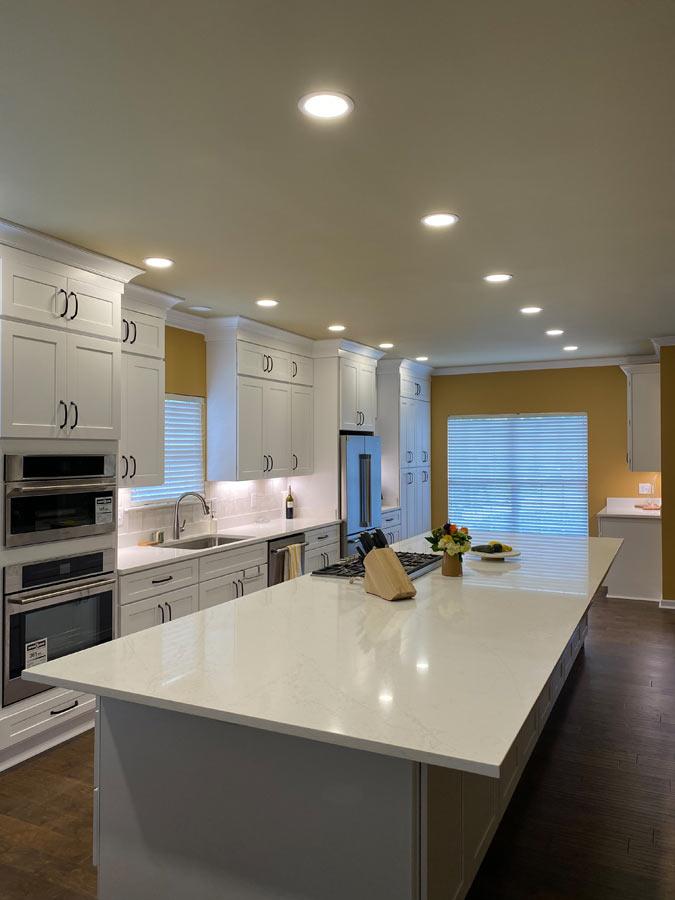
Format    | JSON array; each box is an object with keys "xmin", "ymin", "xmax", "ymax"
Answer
[{"xmin": 340, "ymin": 434, "xmax": 382, "ymax": 556}]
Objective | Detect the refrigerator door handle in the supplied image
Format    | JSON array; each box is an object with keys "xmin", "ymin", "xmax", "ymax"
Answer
[{"xmin": 359, "ymin": 453, "xmax": 372, "ymax": 527}]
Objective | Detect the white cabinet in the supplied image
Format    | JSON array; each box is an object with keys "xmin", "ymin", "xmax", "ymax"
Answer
[
  {"xmin": 163, "ymin": 585, "xmax": 200, "ymax": 621},
  {"xmin": 401, "ymin": 374, "xmax": 430, "ymax": 402},
  {"xmin": 0, "ymin": 319, "xmax": 66, "ymax": 438},
  {"xmin": 306, "ymin": 543, "xmax": 341, "ymax": 573},
  {"xmin": 598, "ymin": 513, "xmax": 662, "ymax": 601},
  {"xmin": 66, "ymin": 332, "xmax": 120, "ymax": 439},
  {"xmin": 400, "ymin": 468, "xmax": 430, "ymax": 539},
  {"xmin": 400, "ymin": 397, "xmax": 416, "ymax": 466},
  {"xmin": 238, "ymin": 340, "xmax": 290, "ymax": 382},
  {"xmin": 236, "ymin": 377, "xmax": 292, "ymax": 480},
  {"xmin": 291, "ymin": 354, "xmax": 313, "ymax": 386},
  {"xmin": 419, "ymin": 468, "xmax": 431, "ymax": 534},
  {"xmin": 0, "ymin": 248, "xmax": 122, "ymax": 340},
  {"xmin": 120, "ymin": 584, "xmax": 199, "ymax": 635},
  {"xmin": 120, "ymin": 355, "xmax": 165, "ymax": 487},
  {"xmin": 0, "ymin": 320, "xmax": 120, "ymax": 440},
  {"xmin": 415, "ymin": 401, "xmax": 431, "ymax": 465},
  {"xmin": 199, "ymin": 564, "xmax": 268, "ymax": 610},
  {"xmin": 340, "ymin": 357, "xmax": 377, "ymax": 430},
  {"xmin": 121, "ymin": 307, "xmax": 165, "ymax": 358},
  {"xmin": 291, "ymin": 384, "xmax": 314, "ymax": 475},
  {"xmin": 623, "ymin": 364, "xmax": 660, "ymax": 472}
]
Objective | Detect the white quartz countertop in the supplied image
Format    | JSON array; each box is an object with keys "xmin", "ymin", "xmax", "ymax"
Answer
[
  {"xmin": 117, "ymin": 516, "xmax": 342, "ymax": 574},
  {"xmin": 27, "ymin": 532, "xmax": 621, "ymax": 777},
  {"xmin": 597, "ymin": 497, "xmax": 661, "ymax": 519}
]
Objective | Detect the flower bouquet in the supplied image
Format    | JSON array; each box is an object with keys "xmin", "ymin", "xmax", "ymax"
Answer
[{"xmin": 426, "ymin": 523, "xmax": 472, "ymax": 577}]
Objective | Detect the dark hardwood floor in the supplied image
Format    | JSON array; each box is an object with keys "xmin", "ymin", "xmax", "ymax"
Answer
[{"xmin": 0, "ymin": 594, "xmax": 673, "ymax": 899}]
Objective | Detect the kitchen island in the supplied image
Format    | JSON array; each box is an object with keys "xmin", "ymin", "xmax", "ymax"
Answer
[{"xmin": 25, "ymin": 532, "xmax": 621, "ymax": 900}]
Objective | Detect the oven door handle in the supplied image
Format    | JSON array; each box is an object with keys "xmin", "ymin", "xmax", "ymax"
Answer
[
  {"xmin": 9, "ymin": 577, "xmax": 117, "ymax": 607},
  {"xmin": 6, "ymin": 482, "xmax": 116, "ymax": 495}
]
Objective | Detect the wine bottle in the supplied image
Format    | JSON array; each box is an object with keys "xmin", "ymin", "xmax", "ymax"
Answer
[{"xmin": 285, "ymin": 485, "xmax": 294, "ymax": 520}]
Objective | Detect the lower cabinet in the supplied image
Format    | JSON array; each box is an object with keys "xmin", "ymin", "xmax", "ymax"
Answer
[
  {"xmin": 199, "ymin": 564, "xmax": 268, "ymax": 610},
  {"xmin": 305, "ymin": 542, "xmax": 340, "ymax": 573},
  {"xmin": 400, "ymin": 468, "xmax": 431, "ymax": 539},
  {"xmin": 120, "ymin": 584, "xmax": 199, "ymax": 635}
]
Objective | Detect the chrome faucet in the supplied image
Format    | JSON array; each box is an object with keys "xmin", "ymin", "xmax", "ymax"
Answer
[{"xmin": 173, "ymin": 492, "xmax": 211, "ymax": 540}]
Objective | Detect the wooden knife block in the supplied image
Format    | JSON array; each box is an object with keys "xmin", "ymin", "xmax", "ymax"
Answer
[{"xmin": 363, "ymin": 547, "xmax": 416, "ymax": 601}]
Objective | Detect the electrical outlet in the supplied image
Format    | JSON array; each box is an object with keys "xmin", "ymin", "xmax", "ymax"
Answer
[{"xmin": 639, "ymin": 483, "xmax": 653, "ymax": 495}]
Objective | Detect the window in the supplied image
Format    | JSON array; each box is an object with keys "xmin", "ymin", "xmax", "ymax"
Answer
[
  {"xmin": 447, "ymin": 414, "xmax": 588, "ymax": 536},
  {"xmin": 131, "ymin": 396, "xmax": 205, "ymax": 504}
]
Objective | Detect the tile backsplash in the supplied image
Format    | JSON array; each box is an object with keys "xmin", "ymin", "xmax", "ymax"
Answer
[{"xmin": 118, "ymin": 475, "xmax": 326, "ymax": 544}]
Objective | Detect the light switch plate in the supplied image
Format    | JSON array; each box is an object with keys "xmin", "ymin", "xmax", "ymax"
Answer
[{"xmin": 639, "ymin": 483, "xmax": 653, "ymax": 495}]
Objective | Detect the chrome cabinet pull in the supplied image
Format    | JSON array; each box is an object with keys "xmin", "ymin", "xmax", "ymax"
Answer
[
  {"xmin": 50, "ymin": 700, "xmax": 79, "ymax": 716},
  {"xmin": 58, "ymin": 400, "xmax": 68, "ymax": 429},
  {"xmin": 57, "ymin": 288, "xmax": 69, "ymax": 318},
  {"xmin": 67, "ymin": 291, "xmax": 78, "ymax": 320},
  {"xmin": 158, "ymin": 604, "xmax": 165, "ymax": 623},
  {"xmin": 69, "ymin": 401, "xmax": 79, "ymax": 429}
]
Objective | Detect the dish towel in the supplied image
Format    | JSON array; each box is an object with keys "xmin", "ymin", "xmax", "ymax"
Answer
[{"xmin": 284, "ymin": 543, "xmax": 303, "ymax": 581}]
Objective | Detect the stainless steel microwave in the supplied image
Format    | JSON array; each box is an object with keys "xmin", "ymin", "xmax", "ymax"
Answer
[{"xmin": 4, "ymin": 454, "xmax": 116, "ymax": 548}]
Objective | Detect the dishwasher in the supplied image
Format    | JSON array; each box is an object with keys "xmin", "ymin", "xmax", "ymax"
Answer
[{"xmin": 267, "ymin": 533, "xmax": 307, "ymax": 585}]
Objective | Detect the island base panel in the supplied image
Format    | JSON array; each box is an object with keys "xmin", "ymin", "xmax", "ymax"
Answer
[{"xmin": 96, "ymin": 698, "xmax": 420, "ymax": 900}]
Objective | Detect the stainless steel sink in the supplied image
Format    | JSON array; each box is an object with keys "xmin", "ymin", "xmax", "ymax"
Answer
[{"xmin": 164, "ymin": 535, "xmax": 253, "ymax": 550}]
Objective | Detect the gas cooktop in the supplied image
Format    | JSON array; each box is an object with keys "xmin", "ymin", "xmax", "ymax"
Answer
[{"xmin": 311, "ymin": 552, "xmax": 442, "ymax": 580}]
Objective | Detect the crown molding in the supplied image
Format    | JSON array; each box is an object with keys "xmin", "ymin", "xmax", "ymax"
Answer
[
  {"xmin": 166, "ymin": 308, "xmax": 211, "ymax": 334},
  {"xmin": 201, "ymin": 316, "xmax": 315, "ymax": 354},
  {"xmin": 651, "ymin": 336, "xmax": 675, "ymax": 356},
  {"xmin": 124, "ymin": 283, "xmax": 183, "ymax": 317},
  {"xmin": 0, "ymin": 218, "xmax": 144, "ymax": 284},
  {"xmin": 378, "ymin": 357, "xmax": 433, "ymax": 378},
  {"xmin": 432, "ymin": 353, "xmax": 659, "ymax": 376},
  {"xmin": 313, "ymin": 338, "xmax": 384, "ymax": 361}
]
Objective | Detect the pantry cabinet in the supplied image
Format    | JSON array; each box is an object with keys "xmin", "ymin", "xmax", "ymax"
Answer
[
  {"xmin": 340, "ymin": 356, "xmax": 377, "ymax": 430},
  {"xmin": 0, "ymin": 320, "xmax": 120, "ymax": 439},
  {"xmin": 400, "ymin": 468, "xmax": 431, "ymax": 543},
  {"xmin": 291, "ymin": 384, "xmax": 314, "ymax": 475},
  {"xmin": 120, "ymin": 355, "xmax": 165, "ymax": 487}
]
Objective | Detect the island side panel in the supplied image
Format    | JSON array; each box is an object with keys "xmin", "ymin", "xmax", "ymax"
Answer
[{"xmin": 97, "ymin": 697, "xmax": 421, "ymax": 900}]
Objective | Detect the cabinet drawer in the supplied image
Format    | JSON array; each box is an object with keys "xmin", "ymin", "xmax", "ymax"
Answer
[
  {"xmin": 0, "ymin": 690, "xmax": 94, "ymax": 748},
  {"xmin": 119, "ymin": 558, "xmax": 199, "ymax": 605},
  {"xmin": 199, "ymin": 542, "xmax": 266, "ymax": 583},
  {"xmin": 306, "ymin": 524, "xmax": 340, "ymax": 550},
  {"xmin": 382, "ymin": 508, "xmax": 401, "ymax": 527}
]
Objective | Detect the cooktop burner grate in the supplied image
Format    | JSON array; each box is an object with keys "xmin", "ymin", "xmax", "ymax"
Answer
[{"xmin": 311, "ymin": 552, "xmax": 441, "ymax": 580}]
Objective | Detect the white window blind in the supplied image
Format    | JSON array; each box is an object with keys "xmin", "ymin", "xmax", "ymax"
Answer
[
  {"xmin": 131, "ymin": 396, "xmax": 204, "ymax": 504},
  {"xmin": 447, "ymin": 414, "xmax": 588, "ymax": 536}
]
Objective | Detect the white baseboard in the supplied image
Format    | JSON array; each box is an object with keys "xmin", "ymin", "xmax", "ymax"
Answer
[
  {"xmin": 606, "ymin": 593, "xmax": 661, "ymax": 603},
  {"xmin": 659, "ymin": 599, "xmax": 675, "ymax": 610}
]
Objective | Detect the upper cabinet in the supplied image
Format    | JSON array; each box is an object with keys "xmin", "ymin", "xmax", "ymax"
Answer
[
  {"xmin": 120, "ymin": 354, "xmax": 165, "ymax": 487},
  {"xmin": 208, "ymin": 325, "xmax": 314, "ymax": 481},
  {"xmin": 121, "ymin": 307, "xmax": 165, "ymax": 358},
  {"xmin": 401, "ymin": 374, "xmax": 430, "ymax": 402},
  {"xmin": 0, "ymin": 247, "xmax": 122, "ymax": 341},
  {"xmin": 0, "ymin": 320, "xmax": 120, "ymax": 439},
  {"xmin": 339, "ymin": 356, "xmax": 377, "ymax": 430},
  {"xmin": 622, "ymin": 363, "xmax": 660, "ymax": 472}
]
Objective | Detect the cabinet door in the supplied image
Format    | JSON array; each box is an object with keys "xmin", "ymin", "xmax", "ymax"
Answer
[
  {"xmin": 291, "ymin": 354, "xmax": 313, "ymax": 386},
  {"xmin": 122, "ymin": 355, "xmax": 165, "ymax": 487},
  {"xmin": 237, "ymin": 376, "xmax": 265, "ymax": 480},
  {"xmin": 120, "ymin": 595, "xmax": 163, "ymax": 635},
  {"xmin": 400, "ymin": 468, "xmax": 418, "ymax": 540},
  {"xmin": 418, "ymin": 469, "xmax": 431, "ymax": 534},
  {"xmin": 414, "ymin": 400, "xmax": 431, "ymax": 466},
  {"xmin": 400, "ymin": 398, "xmax": 416, "ymax": 466},
  {"xmin": 238, "ymin": 341, "xmax": 290, "ymax": 382},
  {"xmin": 339, "ymin": 358, "xmax": 359, "ymax": 429},
  {"xmin": 0, "ymin": 320, "xmax": 67, "ymax": 438},
  {"xmin": 199, "ymin": 574, "xmax": 238, "ymax": 611},
  {"xmin": 357, "ymin": 363, "xmax": 377, "ymax": 429},
  {"xmin": 66, "ymin": 333, "xmax": 121, "ymax": 439},
  {"xmin": 241, "ymin": 565, "xmax": 268, "ymax": 596},
  {"xmin": 162, "ymin": 585, "xmax": 199, "ymax": 621},
  {"xmin": 264, "ymin": 381, "xmax": 292, "ymax": 477},
  {"xmin": 417, "ymin": 380, "xmax": 431, "ymax": 402},
  {"xmin": 291, "ymin": 384, "xmax": 314, "ymax": 475},
  {"xmin": 0, "ymin": 255, "xmax": 69, "ymax": 328},
  {"xmin": 66, "ymin": 277, "xmax": 121, "ymax": 340},
  {"xmin": 305, "ymin": 548, "xmax": 326, "ymax": 573},
  {"xmin": 122, "ymin": 308, "xmax": 165, "ymax": 359}
]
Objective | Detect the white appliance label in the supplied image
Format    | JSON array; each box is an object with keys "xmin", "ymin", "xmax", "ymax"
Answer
[
  {"xmin": 95, "ymin": 496, "xmax": 113, "ymax": 525},
  {"xmin": 25, "ymin": 638, "xmax": 48, "ymax": 669}
]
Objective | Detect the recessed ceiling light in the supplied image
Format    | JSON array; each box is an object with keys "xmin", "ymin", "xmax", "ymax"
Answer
[
  {"xmin": 421, "ymin": 212, "xmax": 459, "ymax": 228},
  {"xmin": 520, "ymin": 306, "xmax": 542, "ymax": 315},
  {"xmin": 483, "ymin": 273, "xmax": 513, "ymax": 283},
  {"xmin": 546, "ymin": 329, "xmax": 564, "ymax": 336},
  {"xmin": 379, "ymin": 342, "xmax": 394, "ymax": 350},
  {"xmin": 298, "ymin": 92, "xmax": 354, "ymax": 119},
  {"xmin": 563, "ymin": 345, "xmax": 578, "ymax": 352},
  {"xmin": 328, "ymin": 324, "xmax": 346, "ymax": 332},
  {"xmin": 256, "ymin": 298, "xmax": 279, "ymax": 308},
  {"xmin": 188, "ymin": 306, "xmax": 212, "ymax": 313},
  {"xmin": 144, "ymin": 257, "xmax": 173, "ymax": 269},
  {"xmin": 415, "ymin": 356, "xmax": 429, "ymax": 362}
]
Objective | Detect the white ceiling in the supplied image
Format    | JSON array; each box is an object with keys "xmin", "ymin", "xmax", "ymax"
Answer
[{"xmin": 1, "ymin": 0, "xmax": 674, "ymax": 366}]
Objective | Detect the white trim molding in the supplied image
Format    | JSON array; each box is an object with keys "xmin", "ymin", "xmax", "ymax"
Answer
[
  {"xmin": 651, "ymin": 336, "xmax": 675, "ymax": 357},
  {"xmin": 433, "ymin": 354, "xmax": 658, "ymax": 377},
  {"xmin": 0, "ymin": 218, "xmax": 144, "ymax": 283},
  {"xmin": 124, "ymin": 283, "xmax": 184, "ymax": 317},
  {"xmin": 166, "ymin": 308, "xmax": 211, "ymax": 334}
]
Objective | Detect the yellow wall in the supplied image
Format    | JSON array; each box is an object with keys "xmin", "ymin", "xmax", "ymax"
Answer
[
  {"xmin": 660, "ymin": 348, "xmax": 675, "ymax": 599},
  {"xmin": 431, "ymin": 365, "xmax": 660, "ymax": 537},
  {"xmin": 165, "ymin": 327, "xmax": 206, "ymax": 397}
]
